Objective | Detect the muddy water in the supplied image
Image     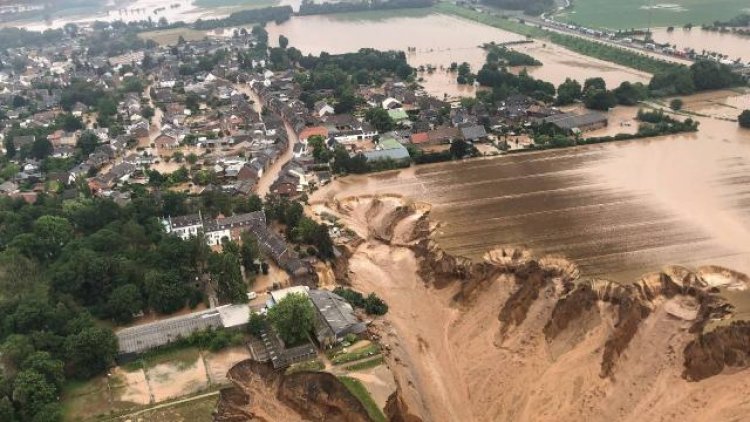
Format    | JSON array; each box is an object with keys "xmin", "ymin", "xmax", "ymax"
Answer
[
  {"xmin": 20, "ymin": 0, "xmax": 233, "ymax": 31},
  {"xmin": 651, "ymin": 27, "xmax": 750, "ymax": 63},
  {"xmin": 313, "ymin": 93, "xmax": 750, "ymax": 284},
  {"xmin": 265, "ymin": 13, "xmax": 651, "ymax": 99}
]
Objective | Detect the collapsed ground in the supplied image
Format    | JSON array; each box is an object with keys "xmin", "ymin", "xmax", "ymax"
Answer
[{"xmin": 304, "ymin": 195, "xmax": 750, "ymax": 422}]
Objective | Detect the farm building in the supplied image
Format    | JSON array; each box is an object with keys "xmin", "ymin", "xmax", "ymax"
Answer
[
  {"xmin": 543, "ymin": 112, "xmax": 608, "ymax": 133},
  {"xmin": 116, "ymin": 304, "xmax": 250, "ymax": 359},
  {"xmin": 309, "ymin": 290, "xmax": 367, "ymax": 348}
]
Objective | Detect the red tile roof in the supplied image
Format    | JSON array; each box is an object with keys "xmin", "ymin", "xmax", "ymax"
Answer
[
  {"xmin": 299, "ymin": 126, "xmax": 329, "ymax": 141},
  {"xmin": 411, "ymin": 132, "xmax": 429, "ymax": 144}
]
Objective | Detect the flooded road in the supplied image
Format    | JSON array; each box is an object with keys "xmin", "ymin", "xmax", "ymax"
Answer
[
  {"xmin": 265, "ymin": 12, "xmax": 651, "ymax": 99},
  {"xmin": 313, "ymin": 91, "xmax": 750, "ymax": 283},
  {"xmin": 650, "ymin": 27, "xmax": 750, "ymax": 63}
]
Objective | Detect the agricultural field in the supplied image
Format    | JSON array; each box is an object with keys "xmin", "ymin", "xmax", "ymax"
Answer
[{"xmin": 557, "ymin": 0, "xmax": 749, "ymax": 29}]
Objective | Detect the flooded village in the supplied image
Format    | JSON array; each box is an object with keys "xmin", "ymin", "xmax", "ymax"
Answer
[{"xmin": 0, "ymin": 0, "xmax": 749, "ymax": 421}]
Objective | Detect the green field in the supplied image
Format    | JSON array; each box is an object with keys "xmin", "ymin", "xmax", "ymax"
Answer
[{"xmin": 557, "ymin": 0, "xmax": 749, "ymax": 29}]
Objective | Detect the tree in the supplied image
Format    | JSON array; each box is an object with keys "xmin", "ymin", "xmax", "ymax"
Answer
[
  {"xmin": 583, "ymin": 77, "xmax": 606, "ymax": 93},
  {"xmin": 107, "ymin": 284, "xmax": 143, "ymax": 324},
  {"xmin": 365, "ymin": 108, "xmax": 395, "ymax": 132},
  {"xmin": 240, "ymin": 231, "xmax": 260, "ymax": 271},
  {"xmin": 267, "ymin": 293, "xmax": 314, "ymax": 346},
  {"xmin": 247, "ymin": 195, "xmax": 263, "ymax": 212},
  {"xmin": 556, "ymin": 78, "xmax": 582, "ymax": 105},
  {"xmin": 335, "ymin": 91, "xmax": 357, "ymax": 114},
  {"xmin": 57, "ymin": 113, "xmax": 84, "ymax": 132},
  {"xmin": 247, "ymin": 312, "xmax": 266, "ymax": 337},
  {"xmin": 1, "ymin": 335, "xmax": 35, "ymax": 372},
  {"xmin": 11, "ymin": 370, "xmax": 57, "ymax": 419},
  {"xmin": 0, "ymin": 397, "xmax": 15, "ymax": 422},
  {"xmin": 21, "ymin": 352, "xmax": 64, "ymax": 390},
  {"xmin": 76, "ymin": 131, "xmax": 100, "ymax": 157},
  {"xmin": 145, "ymin": 270, "xmax": 188, "ymax": 314},
  {"xmin": 33, "ymin": 216, "xmax": 74, "ymax": 261},
  {"xmin": 670, "ymin": 98, "xmax": 684, "ymax": 111},
  {"xmin": 450, "ymin": 139, "xmax": 470, "ymax": 159},
  {"xmin": 142, "ymin": 106, "xmax": 155, "ymax": 120},
  {"xmin": 63, "ymin": 326, "xmax": 117, "ymax": 379},
  {"xmin": 279, "ymin": 34, "xmax": 289, "ymax": 49},
  {"xmin": 583, "ymin": 89, "xmax": 617, "ymax": 111},
  {"xmin": 364, "ymin": 293, "xmax": 388, "ymax": 315},
  {"xmin": 209, "ymin": 251, "xmax": 246, "ymax": 304},
  {"xmin": 739, "ymin": 110, "xmax": 750, "ymax": 128},
  {"xmin": 29, "ymin": 139, "xmax": 53, "ymax": 160},
  {"xmin": 4, "ymin": 137, "xmax": 16, "ymax": 159},
  {"xmin": 613, "ymin": 81, "xmax": 647, "ymax": 105}
]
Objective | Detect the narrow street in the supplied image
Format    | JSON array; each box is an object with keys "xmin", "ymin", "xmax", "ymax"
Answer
[
  {"xmin": 232, "ymin": 80, "xmax": 298, "ymax": 198},
  {"xmin": 254, "ymin": 120, "xmax": 297, "ymax": 198}
]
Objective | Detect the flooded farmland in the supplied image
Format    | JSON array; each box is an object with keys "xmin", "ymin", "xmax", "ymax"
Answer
[
  {"xmin": 312, "ymin": 91, "xmax": 750, "ymax": 283},
  {"xmin": 265, "ymin": 12, "xmax": 651, "ymax": 98}
]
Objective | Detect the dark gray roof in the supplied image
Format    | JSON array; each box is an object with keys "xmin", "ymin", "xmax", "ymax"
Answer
[
  {"xmin": 171, "ymin": 214, "xmax": 202, "ymax": 228},
  {"xmin": 117, "ymin": 309, "xmax": 223, "ymax": 354},
  {"xmin": 460, "ymin": 124, "xmax": 487, "ymax": 141},
  {"xmin": 309, "ymin": 290, "xmax": 366, "ymax": 341},
  {"xmin": 543, "ymin": 112, "xmax": 607, "ymax": 131}
]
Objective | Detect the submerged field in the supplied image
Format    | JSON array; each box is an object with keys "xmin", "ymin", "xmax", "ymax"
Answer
[
  {"xmin": 312, "ymin": 91, "xmax": 750, "ymax": 282},
  {"xmin": 557, "ymin": 0, "xmax": 749, "ymax": 29}
]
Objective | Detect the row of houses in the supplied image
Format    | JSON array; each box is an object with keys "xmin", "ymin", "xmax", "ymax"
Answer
[{"xmin": 162, "ymin": 211, "xmax": 310, "ymax": 277}]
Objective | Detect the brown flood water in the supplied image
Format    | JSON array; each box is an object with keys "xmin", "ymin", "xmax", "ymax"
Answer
[
  {"xmin": 313, "ymin": 91, "xmax": 750, "ymax": 284},
  {"xmin": 651, "ymin": 27, "xmax": 750, "ymax": 63},
  {"xmin": 265, "ymin": 13, "xmax": 651, "ymax": 99}
]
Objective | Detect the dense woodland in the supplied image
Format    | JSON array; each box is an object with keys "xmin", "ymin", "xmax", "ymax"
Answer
[{"xmin": 0, "ymin": 183, "xmax": 334, "ymax": 420}]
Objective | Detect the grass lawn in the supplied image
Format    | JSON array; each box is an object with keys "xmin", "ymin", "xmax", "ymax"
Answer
[
  {"xmin": 344, "ymin": 356, "xmax": 385, "ymax": 371},
  {"xmin": 331, "ymin": 344, "xmax": 380, "ymax": 365},
  {"xmin": 285, "ymin": 359, "xmax": 325, "ymax": 375},
  {"xmin": 60, "ymin": 377, "xmax": 115, "ymax": 421},
  {"xmin": 338, "ymin": 376, "xmax": 387, "ymax": 422},
  {"xmin": 556, "ymin": 0, "xmax": 749, "ymax": 29},
  {"xmin": 138, "ymin": 28, "xmax": 207, "ymax": 46}
]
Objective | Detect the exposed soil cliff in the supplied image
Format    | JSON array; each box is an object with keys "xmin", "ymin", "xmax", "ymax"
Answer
[
  {"xmin": 214, "ymin": 360, "xmax": 371, "ymax": 422},
  {"xmin": 313, "ymin": 195, "xmax": 750, "ymax": 422}
]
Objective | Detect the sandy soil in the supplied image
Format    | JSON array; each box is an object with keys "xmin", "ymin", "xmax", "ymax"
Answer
[
  {"xmin": 204, "ymin": 346, "xmax": 253, "ymax": 385},
  {"xmin": 111, "ymin": 367, "xmax": 152, "ymax": 406},
  {"xmin": 347, "ymin": 364, "xmax": 397, "ymax": 412},
  {"xmin": 314, "ymin": 196, "xmax": 750, "ymax": 422},
  {"xmin": 148, "ymin": 357, "xmax": 210, "ymax": 402}
]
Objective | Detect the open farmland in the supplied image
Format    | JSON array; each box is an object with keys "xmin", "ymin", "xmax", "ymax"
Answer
[{"xmin": 557, "ymin": 0, "xmax": 749, "ymax": 29}]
